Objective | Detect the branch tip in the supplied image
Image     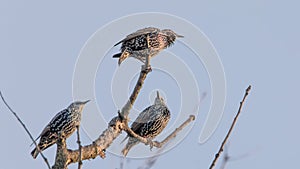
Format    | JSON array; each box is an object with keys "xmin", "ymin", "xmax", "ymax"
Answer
[{"xmin": 209, "ymin": 85, "xmax": 252, "ymax": 169}]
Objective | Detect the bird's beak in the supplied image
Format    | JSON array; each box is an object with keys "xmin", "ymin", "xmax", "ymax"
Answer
[
  {"xmin": 176, "ymin": 34, "xmax": 184, "ymax": 38},
  {"xmin": 156, "ymin": 91, "xmax": 160, "ymax": 98},
  {"xmin": 83, "ymin": 100, "xmax": 90, "ymax": 104}
]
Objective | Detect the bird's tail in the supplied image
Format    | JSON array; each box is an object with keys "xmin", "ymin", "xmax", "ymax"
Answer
[
  {"xmin": 121, "ymin": 137, "xmax": 139, "ymax": 157},
  {"xmin": 121, "ymin": 143, "xmax": 134, "ymax": 157},
  {"xmin": 113, "ymin": 48, "xmax": 131, "ymax": 65},
  {"xmin": 112, "ymin": 53, "xmax": 121, "ymax": 58},
  {"xmin": 31, "ymin": 147, "xmax": 39, "ymax": 159},
  {"xmin": 30, "ymin": 135, "xmax": 41, "ymax": 147},
  {"xmin": 112, "ymin": 53, "xmax": 126, "ymax": 66}
]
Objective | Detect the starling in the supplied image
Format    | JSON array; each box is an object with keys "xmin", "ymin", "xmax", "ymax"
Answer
[
  {"xmin": 122, "ymin": 91, "xmax": 171, "ymax": 156},
  {"xmin": 113, "ymin": 27, "xmax": 183, "ymax": 65},
  {"xmin": 31, "ymin": 100, "xmax": 89, "ymax": 159}
]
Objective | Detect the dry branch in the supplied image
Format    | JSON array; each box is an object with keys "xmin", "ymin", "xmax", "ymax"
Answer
[
  {"xmin": 52, "ymin": 56, "xmax": 152, "ymax": 168},
  {"xmin": 219, "ymin": 145, "xmax": 230, "ymax": 169},
  {"xmin": 3, "ymin": 53, "xmax": 196, "ymax": 169},
  {"xmin": 76, "ymin": 126, "xmax": 82, "ymax": 169},
  {"xmin": 209, "ymin": 85, "xmax": 252, "ymax": 169},
  {"xmin": 0, "ymin": 91, "xmax": 51, "ymax": 169},
  {"xmin": 122, "ymin": 115, "xmax": 195, "ymax": 149},
  {"xmin": 120, "ymin": 54, "xmax": 151, "ymax": 119}
]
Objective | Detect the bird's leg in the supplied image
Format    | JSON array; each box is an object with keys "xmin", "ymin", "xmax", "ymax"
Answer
[
  {"xmin": 76, "ymin": 126, "xmax": 81, "ymax": 145},
  {"xmin": 142, "ymin": 53, "xmax": 152, "ymax": 73},
  {"xmin": 76, "ymin": 126, "xmax": 83, "ymax": 167},
  {"xmin": 58, "ymin": 131, "xmax": 65, "ymax": 139},
  {"xmin": 145, "ymin": 138, "xmax": 154, "ymax": 150},
  {"xmin": 117, "ymin": 110, "xmax": 130, "ymax": 128},
  {"xmin": 141, "ymin": 64, "xmax": 152, "ymax": 73}
]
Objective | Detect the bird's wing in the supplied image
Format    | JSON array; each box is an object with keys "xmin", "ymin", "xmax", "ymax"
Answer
[
  {"xmin": 130, "ymin": 106, "xmax": 153, "ymax": 135},
  {"xmin": 160, "ymin": 106, "xmax": 171, "ymax": 118},
  {"xmin": 37, "ymin": 109, "xmax": 69, "ymax": 142},
  {"xmin": 114, "ymin": 27, "xmax": 160, "ymax": 46},
  {"xmin": 144, "ymin": 106, "xmax": 170, "ymax": 136}
]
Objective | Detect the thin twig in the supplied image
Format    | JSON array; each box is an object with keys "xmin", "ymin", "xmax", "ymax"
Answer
[
  {"xmin": 0, "ymin": 91, "xmax": 51, "ymax": 169},
  {"xmin": 158, "ymin": 115, "xmax": 195, "ymax": 146},
  {"xmin": 122, "ymin": 115, "xmax": 195, "ymax": 149},
  {"xmin": 120, "ymin": 54, "xmax": 151, "ymax": 119},
  {"xmin": 219, "ymin": 145, "xmax": 230, "ymax": 169},
  {"xmin": 76, "ymin": 126, "xmax": 82, "ymax": 169},
  {"xmin": 137, "ymin": 140, "xmax": 171, "ymax": 169},
  {"xmin": 221, "ymin": 143, "xmax": 259, "ymax": 169},
  {"xmin": 120, "ymin": 157, "xmax": 125, "ymax": 169},
  {"xmin": 219, "ymin": 143, "xmax": 257, "ymax": 169},
  {"xmin": 209, "ymin": 85, "xmax": 252, "ymax": 169}
]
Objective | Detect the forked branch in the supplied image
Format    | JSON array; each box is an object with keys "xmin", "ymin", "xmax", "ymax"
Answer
[
  {"xmin": 209, "ymin": 85, "xmax": 252, "ymax": 169},
  {"xmin": 52, "ymin": 55, "xmax": 152, "ymax": 168},
  {"xmin": 122, "ymin": 115, "xmax": 195, "ymax": 149}
]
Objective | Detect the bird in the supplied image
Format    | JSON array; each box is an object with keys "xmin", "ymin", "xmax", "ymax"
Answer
[
  {"xmin": 113, "ymin": 27, "xmax": 183, "ymax": 65},
  {"xmin": 31, "ymin": 100, "xmax": 90, "ymax": 159},
  {"xmin": 122, "ymin": 91, "xmax": 171, "ymax": 156}
]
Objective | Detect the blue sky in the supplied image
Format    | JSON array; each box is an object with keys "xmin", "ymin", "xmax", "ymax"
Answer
[{"xmin": 1, "ymin": 1, "xmax": 299, "ymax": 169}]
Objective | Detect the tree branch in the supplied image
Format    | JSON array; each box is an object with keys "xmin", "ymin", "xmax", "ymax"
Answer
[
  {"xmin": 122, "ymin": 115, "xmax": 195, "ymax": 149},
  {"xmin": 53, "ymin": 56, "xmax": 152, "ymax": 168},
  {"xmin": 209, "ymin": 85, "xmax": 252, "ymax": 169},
  {"xmin": 219, "ymin": 145, "xmax": 230, "ymax": 169},
  {"xmin": 120, "ymin": 54, "xmax": 151, "ymax": 119},
  {"xmin": 0, "ymin": 91, "xmax": 51, "ymax": 169},
  {"xmin": 54, "ymin": 117, "xmax": 122, "ymax": 167},
  {"xmin": 3, "ymin": 51, "xmax": 195, "ymax": 168},
  {"xmin": 52, "ymin": 54, "xmax": 194, "ymax": 166},
  {"xmin": 76, "ymin": 126, "xmax": 82, "ymax": 169}
]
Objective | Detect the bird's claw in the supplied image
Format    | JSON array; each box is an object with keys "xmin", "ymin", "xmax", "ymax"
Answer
[
  {"xmin": 146, "ymin": 138, "xmax": 154, "ymax": 150},
  {"xmin": 142, "ymin": 65, "xmax": 152, "ymax": 73}
]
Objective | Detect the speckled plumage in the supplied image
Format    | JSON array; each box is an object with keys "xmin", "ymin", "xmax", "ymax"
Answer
[
  {"xmin": 113, "ymin": 27, "xmax": 183, "ymax": 65},
  {"xmin": 31, "ymin": 100, "xmax": 89, "ymax": 159},
  {"xmin": 122, "ymin": 91, "xmax": 170, "ymax": 156}
]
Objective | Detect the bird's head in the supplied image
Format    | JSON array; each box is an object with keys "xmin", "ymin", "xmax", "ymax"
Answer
[
  {"xmin": 154, "ymin": 91, "xmax": 166, "ymax": 105},
  {"xmin": 161, "ymin": 29, "xmax": 184, "ymax": 46},
  {"xmin": 69, "ymin": 100, "xmax": 90, "ymax": 112}
]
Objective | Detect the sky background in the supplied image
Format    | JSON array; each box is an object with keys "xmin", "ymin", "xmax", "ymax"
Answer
[{"xmin": 1, "ymin": 1, "xmax": 299, "ymax": 169}]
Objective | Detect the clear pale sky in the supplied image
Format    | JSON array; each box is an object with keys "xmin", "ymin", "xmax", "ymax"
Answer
[{"xmin": 1, "ymin": 1, "xmax": 299, "ymax": 169}]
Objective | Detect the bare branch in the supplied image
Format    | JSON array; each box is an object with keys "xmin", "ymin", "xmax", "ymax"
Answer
[
  {"xmin": 120, "ymin": 54, "xmax": 151, "ymax": 119},
  {"xmin": 0, "ymin": 91, "xmax": 51, "ymax": 169},
  {"xmin": 66, "ymin": 117, "xmax": 122, "ymax": 165},
  {"xmin": 156, "ymin": 115, "xmax": 195, "ymax": 147},
  {"xmin": 53, "ymin": 56, "xmax": 152, "ymax": 168},
  {"xmin": 34, "ymin": 52, "xmax": 193, "ymax": 167},
  {"xmin": 219, "ymin": 145, "xmax": 230, "ymax": 169},
  {"xmin": 209, "ymin": 85, "xmax": 252, "ymax": 169},
  {"xmin": 76, "ymin": 126, "xmax": 82, "ymax": 169},
  {"xmin": 122, "ymin": 115, "xmax": 195, "ymax": 149}
]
